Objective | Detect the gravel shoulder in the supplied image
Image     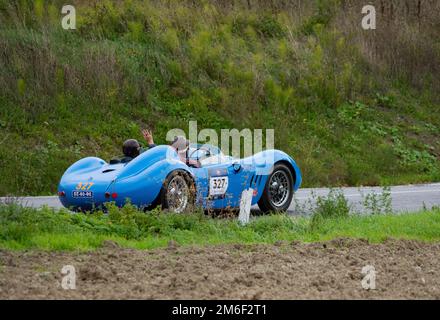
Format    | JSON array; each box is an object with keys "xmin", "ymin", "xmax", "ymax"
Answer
[{"xmin": 1, "ymin": 239, "xmax": 439, "ymax": 299}]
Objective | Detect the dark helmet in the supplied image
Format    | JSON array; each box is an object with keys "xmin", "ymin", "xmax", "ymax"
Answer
[
  {"xmin": 170, "ymin": 136, "xmax": 189, "ymax": 153},
  {"xmin": 122, "ymin": 139, "xmax": 141, "ymax": 158}
]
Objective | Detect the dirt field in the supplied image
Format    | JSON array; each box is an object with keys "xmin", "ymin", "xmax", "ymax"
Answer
[{"xmin": 1, "ymin": 239, "xmax": 439, "ymax": 299}]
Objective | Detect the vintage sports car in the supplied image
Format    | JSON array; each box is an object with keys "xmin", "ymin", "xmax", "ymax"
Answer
[{"xmin": 58, "ymin": 144, "xmax": 302, "ymax": 213}]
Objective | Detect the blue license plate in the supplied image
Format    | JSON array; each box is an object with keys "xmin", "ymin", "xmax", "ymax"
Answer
[{"xmin": 72, "ymin": 191, "xmax": 93, "ymax": 198}]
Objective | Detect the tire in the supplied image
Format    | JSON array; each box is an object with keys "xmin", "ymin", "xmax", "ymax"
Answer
[
  {"xmin": 160, "ymin": 170, "xmax": 195, "ymax": 213},
  {"xmin": 258, "ymin": 163, "xmax": 294, "ymax": 213}
]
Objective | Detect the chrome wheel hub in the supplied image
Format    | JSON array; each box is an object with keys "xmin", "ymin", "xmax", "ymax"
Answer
[
  {"xmin": 167, "ymin": 175, "xmax": 189, "ymax": 213},
  {"xmin": 268, "ymin": 170, "xmax": 290, "ymax": 207}
]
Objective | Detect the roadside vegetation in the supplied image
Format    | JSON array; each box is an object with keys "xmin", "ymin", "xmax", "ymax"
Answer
[
  {"xmin": 1, "ymin": 190, "xmax": 439, "ymax": 251},
  {"xmin": 0, "ymin": 0, "xmax": 439, "ymax": 195}
]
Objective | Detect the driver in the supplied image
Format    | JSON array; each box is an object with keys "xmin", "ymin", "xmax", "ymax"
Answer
[
  {"xmin": 148, "ymin": 131, "xmax": 200, "ymax": 168},
  {"xmin": 169, "ymin": 135, "xmax": 189, "ymax": 160},
  {"xmin": 166, "ymin": 135, "xmax": 201, "ymax": 168}
]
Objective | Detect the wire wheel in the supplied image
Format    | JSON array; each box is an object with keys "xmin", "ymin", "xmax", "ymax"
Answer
[
  {"xmin": 258, "ymin": 163, "xmax": 295, "ymax": 213},
  {"xmin": 268, "ymin": 170, "xmax": 290, "ymax": 207},
  {"xmin": 165, "ymin": 174, "xmax": 190, "ymax": 213}
]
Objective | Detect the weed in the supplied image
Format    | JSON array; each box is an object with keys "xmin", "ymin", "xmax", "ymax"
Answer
[
  {"xmin": 309, "ymin": 189, "xmax": 351, "ymax": 229},
  {"xmin": 359, "ymin": 187, "xmax": 393, "ymax": 215}
]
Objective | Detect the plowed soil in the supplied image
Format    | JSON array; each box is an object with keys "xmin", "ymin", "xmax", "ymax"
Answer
[{"xmin": 1, "ymin": 239, "xmax": 439, "ymax": 299}]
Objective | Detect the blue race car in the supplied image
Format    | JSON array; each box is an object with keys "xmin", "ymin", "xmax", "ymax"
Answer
[{"xmin": 58, "ymin": 143, "xmax": 302, "ymax": 213}]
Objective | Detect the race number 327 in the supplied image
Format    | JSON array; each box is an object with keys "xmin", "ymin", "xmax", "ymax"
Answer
[{"xmin": 209, "ymin": 176, "xmax": 228, "ymax": 196}]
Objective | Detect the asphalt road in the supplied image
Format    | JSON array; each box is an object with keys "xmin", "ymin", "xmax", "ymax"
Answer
[
  {"xmin": 290, "ymin": 183, "xmax": 440, "ymax": 215},
  {"xmin": 2, "ymin": 183, "xmax": 440, "ymax": 215}
]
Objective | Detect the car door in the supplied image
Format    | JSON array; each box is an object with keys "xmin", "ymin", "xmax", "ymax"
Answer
[{"xmin": 201, "ymin": 161, "xmax": 254, "ymax": 209}]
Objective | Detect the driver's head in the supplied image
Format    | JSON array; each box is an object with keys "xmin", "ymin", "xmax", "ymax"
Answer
[
  {"xmin": 170, "ymin": 136, "xmax": 189, "ymax": 154},
  {"xmin": 122, "ymin": 139, "xmax": 141, "ymax": 158}
]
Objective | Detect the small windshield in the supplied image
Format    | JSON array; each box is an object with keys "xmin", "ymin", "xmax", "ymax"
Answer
[
  {"xmin": 187, "ymin": 143, "xmax": 234, "ymax": 166},
  {"xmin": 188, "ymin": 143, "xmax": 222, "ymax": 161}
]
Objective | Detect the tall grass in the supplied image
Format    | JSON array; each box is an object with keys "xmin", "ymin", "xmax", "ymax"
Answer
[
  {"xmin": 0, "ymin": 0, "xmax": 439, "ymax": 195},
  {"xmin": 1, "ymin": 202, "xmax": 440, "ymax": 251}
]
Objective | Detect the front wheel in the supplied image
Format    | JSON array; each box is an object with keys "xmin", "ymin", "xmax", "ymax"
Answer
[
  {"xmin": 161, "ymin": 170, "xmax": 195, "ymax": 213},
  {"xmin": 258, "ymin": 163, "xmax": 294, "ymax": 213}
]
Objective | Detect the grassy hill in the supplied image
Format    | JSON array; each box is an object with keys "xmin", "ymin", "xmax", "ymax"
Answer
[{"xmin": 0, "ymin": 0, "xmax": 439, "ymax": 195}]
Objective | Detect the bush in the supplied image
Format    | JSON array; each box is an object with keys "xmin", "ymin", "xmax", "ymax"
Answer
[
  {"xmin": 310, "ymin": 189, "xmax": 351, "ymax": 229},
  {"xmin": 361, "ymin": 187, "xmax": 392, "ymax": 215},
  {"xmin": 254, "ymin": 15, "xmax": 285, "ymax": 38}
]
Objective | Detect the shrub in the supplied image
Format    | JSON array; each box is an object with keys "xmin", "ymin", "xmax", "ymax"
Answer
[
  {"xmin": 361, "ymin": 187, "xmax": 392, "ymax": 215},
  {"xmin": 311, "ymin": 189, "xmax": 351, "ymax": 222},
  {"xmin": 253, "ymin": 15, "xmax": 284, "ymax": 38}
]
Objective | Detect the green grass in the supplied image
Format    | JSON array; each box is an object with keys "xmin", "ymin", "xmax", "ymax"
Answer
[
  {"xmin": 0, "ymin": 0, "xmax": 439, "ymax": 195},
  {"xmin": 1, "ymin": 204, "xmax": 440, "ymax": 251}
]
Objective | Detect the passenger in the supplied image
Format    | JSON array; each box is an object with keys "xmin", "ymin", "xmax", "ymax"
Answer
[{"xmin": 110, "ymin": 129, "xmax": 156, "ymax": 164}]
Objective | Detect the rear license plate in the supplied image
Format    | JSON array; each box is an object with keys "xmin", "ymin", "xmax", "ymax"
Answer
[{"xmin": 72, "ymin": 191, "xmax": 93, "ymax": 198}]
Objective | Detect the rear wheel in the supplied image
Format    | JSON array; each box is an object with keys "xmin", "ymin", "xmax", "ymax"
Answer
[
  {"xmin": 258, "ymin": 163, "xmax": 294, "ymax": 213},
  {"xmin": 161, "ymin": 170, "xmax": 195, "ymax": 213}
]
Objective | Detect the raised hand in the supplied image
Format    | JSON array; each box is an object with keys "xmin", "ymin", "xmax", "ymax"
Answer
[{"xmin": 142, "ymin": 129, "xmax": 154, "ymax": 145}]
